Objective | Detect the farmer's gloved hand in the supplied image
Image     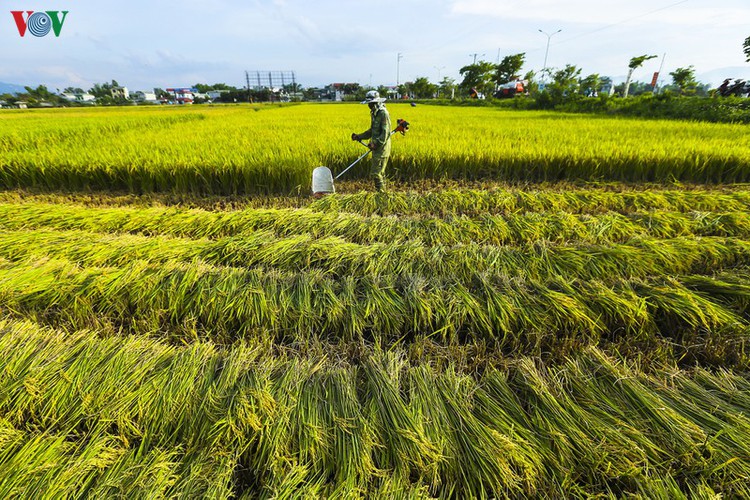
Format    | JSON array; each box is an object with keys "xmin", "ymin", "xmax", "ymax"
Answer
[
  {"xmin": 368, "ymin": 142, "xmax": 376, "ymax": 150},
  {"xmin": 351, "ymin": 133, "xmax": 359, "ymax": 141}
]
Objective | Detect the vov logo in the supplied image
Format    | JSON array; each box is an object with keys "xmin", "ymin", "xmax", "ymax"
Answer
[{"xmin": 11, "ymin": 11, "xmax": 69, "ymax": 37}]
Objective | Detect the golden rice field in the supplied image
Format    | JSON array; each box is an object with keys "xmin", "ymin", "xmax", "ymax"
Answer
[
  {"xmin": 1, "ymin": 103, "xmax": 749, "ymax": 193},
  {"xmin": 0, "ymin": 103, "xmax": 749, "ymax": 498}
]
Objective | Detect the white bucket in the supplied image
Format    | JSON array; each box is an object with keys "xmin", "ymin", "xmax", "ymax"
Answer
[{"xmin": 312, "ymin": 166, "xmax": 335, "ymax": 195}]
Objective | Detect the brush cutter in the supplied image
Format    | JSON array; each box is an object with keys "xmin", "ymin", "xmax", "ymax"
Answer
[{"xmin": 312, "ymin": 119, "xmax": 409, "ymax": 195}]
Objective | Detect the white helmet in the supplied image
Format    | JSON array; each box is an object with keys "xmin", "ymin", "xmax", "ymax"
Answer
[{"xmin": 361, "ymin": 90, "xmax": 386, "ymax": 104}]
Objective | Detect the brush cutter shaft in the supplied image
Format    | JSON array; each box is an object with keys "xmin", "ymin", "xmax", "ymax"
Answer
[{"xmin": 335, "ymin": 149, "xmax": 372, "ymax": 180}]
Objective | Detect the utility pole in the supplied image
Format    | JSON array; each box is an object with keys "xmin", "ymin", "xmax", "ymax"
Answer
[
  {"xmin": 538, "ymin": 29, "xmax": 561, "ymax": 82},
  {"xmin": 245, "ymin": 71, "xmax": 251, "ymax": 103},
  {"xmin": 396, "ymin": 52, "xmax": 403, "ymax": 86},
  {"xmin": 434, "ymin": 66, "xmax": 446, "ymax": 98},
  {"xmin": 654, "ymin": 53, "xmax": 666, "ymax": 93}
]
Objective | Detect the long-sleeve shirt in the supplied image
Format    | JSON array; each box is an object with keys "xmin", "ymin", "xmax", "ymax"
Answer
[{"xmin": 358, "ymin": 103, "xmax": 391, "ymax": 157}]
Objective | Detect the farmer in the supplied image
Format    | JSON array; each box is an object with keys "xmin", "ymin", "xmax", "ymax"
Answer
[{"xmin": 351, "ymin": 90, "xmax": 391, "ymax": 192}]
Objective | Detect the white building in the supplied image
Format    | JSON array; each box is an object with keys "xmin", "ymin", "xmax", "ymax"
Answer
[
  {"xmin": 60, "ymin": 93, "xmax": 96, "ymax": 103},
  {"xmin": 206, "ymin": 90, "xmax": 229, "ymax": 101},
  {"xmin": 132, "ymin": 91, "xmax": 158, "ymax": 103}
]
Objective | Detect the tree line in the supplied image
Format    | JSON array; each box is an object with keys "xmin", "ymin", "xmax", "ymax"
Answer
[{"xmin": 2, "ymin": 37, "xmax": 748, "ymax": 108}]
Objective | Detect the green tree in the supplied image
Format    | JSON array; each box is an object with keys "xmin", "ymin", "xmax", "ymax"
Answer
[
  {"xmin": 153, "ymin": 88, "xmax": 171, "ymax": 100},
  {"xmin": 409, "ymin": 76, "xmax": 438, "ymax": 99},
  {"xmin": 614, "ymin": 81, "xmax": 652, "ymax": 97},
  {"xmin": 0, "ymin": 93, "xmax": 18, "ymax": 105},
  {"xmin": 62, "ymin": 87, "xmax": 84, "ymax": 94},
  {"xmin": 215, "ymin": 88, "xmax": 255, "ymax": 103},
  {"xmin": 89, "ymin": 80, "xmax": 120, "ymax": 99},
  {"xmin": 22, "ymin": 85, "xmax": 63, "ymax": 106},
  {"xmin": 376, "ymin": 85, "xmax": 392, "ymax": 100},
  {"xmin": 192, "ymin": 83, "xmax": 238, "ymax": 93},
  {"xmin": 623, "ymin": 55, "xmax": 657, "ymax": 97},
  {"xmin": 669, "ymin": 66, "xmax": 698, "ymax": 95},
  {"xmin": 341, "ymin": 83, "xmax": 361, "ymax": 95},
  {"xmin": 397, "ymin": 82, "xmax": 411, "ymax": 99},
  {"xmin": 302, "ymin": 87, "xmax": 320, "ymax": 101},
  {"xmin": 540, "ymin": 64, "xmax": 582, "ymax": 106},
  {"xmin": 579, "ymin": 73, "xmax": 602, "ymax": 96},
  {"xmin": 458, "ymin": 60, "xmax": 496, "ymax": 97},
  {"xmin": 744, "ymin": 36, "xmax": 750, "ymax": 62},
  {"xmin": 254, "ymin": 88, "xmax": 272, "ymax": 102},
  {"xmin": 351, "ymin": 86, "xmax": 368, "ymax": 102},
  {"xmin": 495, "ymin": 53, "xmax": 525, "ymax": 84},
  {"xmin": 193, "ymin": 83, "xmax": 214, "ymax": 93},
  {"xmin": 523, "ymin": 70, "xmax": 538, "ymax": 96},
  {"xmin": 438, "ymin": 77, "xmax": 457, "ymax": 99},
  {"xmin": 88, "ymin": 80, "xmax": 129, "ymax": 105},
  {"xmin": 23, "ymin": 85, "xmax": 54, "ymax": 100},
  {"xmin": 283, "ymin": 83, "xmax": 302, "ymax": 94}
]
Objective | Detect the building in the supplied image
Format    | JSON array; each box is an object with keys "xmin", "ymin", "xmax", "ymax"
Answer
[
  {"xmin": 131, "ymin": 91, "xmax": 158, "ymax": 103},
  {"xmin": 111, "ymin": 86, "xmax": 129, "ymax": 100},
  {"xmin": 166, "ymin": 88, "xmax": 196, "ymax": 104},
  {"xmin": 383, "ymin": 86, "xmax": 400, "ymax": 100},
  {"xmin": 321, "ymin": 83, "xmax": 360, "ymax": 102},
  {"xmin": 60, "ymin": 93, "xmax": 96, "ymax": 103},
  {"xmin": 192, "ymin": 92, "xmax": 209, "ymax": 102}
]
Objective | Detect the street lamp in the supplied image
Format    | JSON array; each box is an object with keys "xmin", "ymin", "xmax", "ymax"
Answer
[
  {"xmin": 469, "ymin": 53, "xmax": 485, "ymax": 64},
  {"xmin": 538, "ymin": 29, "xmax": 561, "ymax": 81},
  {"xmin": 396, "ymin": 52, "xmax": 403, "ymax": 86},
  {"xmin": 434, "ymin": 66, "xmax": 446, "ymax": 97}
]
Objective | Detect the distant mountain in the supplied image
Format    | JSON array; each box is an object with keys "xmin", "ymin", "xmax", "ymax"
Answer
[{"xmin": 0, "ymin": 82, "xmax": 28, "ymax": 95}]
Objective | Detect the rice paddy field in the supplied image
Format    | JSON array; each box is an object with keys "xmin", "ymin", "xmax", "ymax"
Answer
[{"xmin": 0, "ymin": 103, "xmax": 749, "ymax": 498}]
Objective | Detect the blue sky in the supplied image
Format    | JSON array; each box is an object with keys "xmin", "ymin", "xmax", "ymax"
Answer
[{"xmin": 1, "ymin": 0, "xmax": 748, "ymax": 92}]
